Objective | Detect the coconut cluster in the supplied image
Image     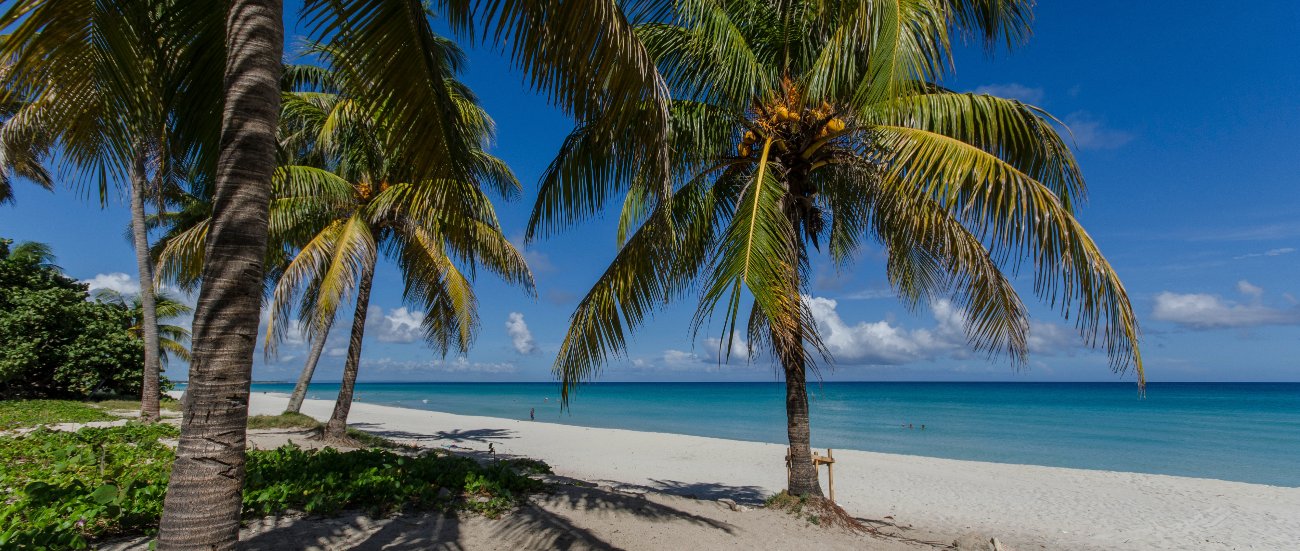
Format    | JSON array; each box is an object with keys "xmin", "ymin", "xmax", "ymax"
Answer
[
  {"xmin": 736, "ymin": 99, "xmax": 848, "ymax": 158},
  {"xmin": 356, "ymin": 181, "xmax": 389, "ymax": 200}
]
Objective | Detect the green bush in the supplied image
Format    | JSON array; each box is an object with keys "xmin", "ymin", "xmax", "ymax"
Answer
[
  {"xmin": 0, "ymin": 424, "xmax": 550, "ymax": 548},
  {"xmin": 0, "ymin": 400, "xmax": 116, "ymax": 430},
  {"xmin": 0, "ymin": 239, "xmax": 162, "ymax": 399}
]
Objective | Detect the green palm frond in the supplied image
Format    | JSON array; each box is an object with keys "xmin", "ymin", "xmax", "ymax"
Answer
[{"xmin": 538, "ymin": 0, "xmax": 1143, "ymax": 404}]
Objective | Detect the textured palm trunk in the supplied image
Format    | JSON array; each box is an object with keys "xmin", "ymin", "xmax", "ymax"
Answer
[
  {"xmin": 129, "ymin": 153, "xmax": 162, "ymax": 423},
  {"xmin": 323, "ymin": 257, "xmax": 375, "ymax": 440},
  {"xmin": 156, "ymin": 0, "xmax": 282, "ymax": 548},
  {"xmin": 285, "ymin": 317, "xmax": 333, "ymax": 414},
  {"xmin": 782, "ymin": 344, "xmax": 824, "ymax": 497}
]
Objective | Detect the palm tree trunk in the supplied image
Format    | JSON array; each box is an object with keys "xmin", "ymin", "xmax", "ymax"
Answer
[
  {"xmin": 784, "ymin": 353, "xmax": 823, "ymax": 497},
  {"xmin": 156, "ymin": 0, "xmax": 283, "ymax": 548},
  {"xmin": 285, "ymin": 316, "xmax": 333, "ymax": 414},
  {"xmin": 323, "ymin": 257, "xmax": 375, "ymax": 440},
  {"xmin": 129, "ymin": 153, "xmax": 162, "ymax": 423}
]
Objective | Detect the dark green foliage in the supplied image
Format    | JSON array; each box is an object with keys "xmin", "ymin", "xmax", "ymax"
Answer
[
  {"xmin": 0, "ymin": 425, "xmax": 550, "ymax": 547},
  {"xmin": 0, "ymin": 238, "xmax": 164, "ymax": 399},
  {"xmin": 0, "ymin": 400, "xmax": 115, "ymax": 430}
]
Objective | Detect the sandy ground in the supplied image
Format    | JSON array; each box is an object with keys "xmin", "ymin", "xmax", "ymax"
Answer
[{"xmin": 217, "ymin": 392, "xmax": 1300, "ymax": 551}]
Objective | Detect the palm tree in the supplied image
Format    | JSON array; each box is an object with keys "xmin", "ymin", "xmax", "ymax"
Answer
[
  {"xmin": 10, "ymin": 0, "xmax": 667, "ymax": 544},
  {"xmin": 530, "ymin": 0, "xmax": 1143, "ymax": 499},
  {"xmin": 159, "ymin": 53, "xmax": 534, "ymax": 440},
  {"xmin": 94, "ymin": 289, "xmax": 193, "ymax": 368},
  {"xmin": 0, "ymin": 99, "xmax": 53, "ymax": 205},
  {"xmin": 0, "ymin": 0, "xmax": 221, "ymax": 424}
]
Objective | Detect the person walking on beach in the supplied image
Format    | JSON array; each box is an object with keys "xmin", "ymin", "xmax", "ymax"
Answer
[{"xmin": 530, "ymin": 407, "xmax": 535, "ymax": 421}]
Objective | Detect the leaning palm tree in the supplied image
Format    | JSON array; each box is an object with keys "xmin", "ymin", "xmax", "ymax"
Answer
[
  {"xmin": 0, "ymin": 0, "xmax": 221, "ymax": 424},
  {"xmin": 94, "ymin": 289, "xmax": 194, "ymax": 367},
  {"xmin": 530, "ymin": 0, "xmax": 1142, "ymax": 500}
]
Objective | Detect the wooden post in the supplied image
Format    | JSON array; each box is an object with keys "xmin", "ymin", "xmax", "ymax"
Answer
[{"xmin": 826, "ymin": 448, "xmax": 835, "ymax": 503}]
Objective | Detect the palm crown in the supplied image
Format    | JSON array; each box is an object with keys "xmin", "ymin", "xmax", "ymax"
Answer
[{"xmin": 534, "ymin": 0, "xmax": 1142, "ymax": 402}]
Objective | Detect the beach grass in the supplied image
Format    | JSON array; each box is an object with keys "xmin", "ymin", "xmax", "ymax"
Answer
[
  {"xmin": 0, "ymin": 400, "xmax": 115, "ymax": 430},
  {"xmin": 248, "ymin": 412, "xmax": 321, "ymax": 430},
  {"xmin": 90, "ymin": 398, "xmax": 181, "ymax": 412},
  {"xmin": 246, "ymin": 412, "xmax": 410, "ymax": 450}
]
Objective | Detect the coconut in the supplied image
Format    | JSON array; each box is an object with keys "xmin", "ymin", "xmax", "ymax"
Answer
[{"xmin": 738, "ymin": 144, "xmax": 751, "ymax": 157}]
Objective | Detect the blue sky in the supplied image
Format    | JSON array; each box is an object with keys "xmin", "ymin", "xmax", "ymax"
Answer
[{"xmin": 2, "ymin": 2, "xmax": 1298, "ymax": 384}]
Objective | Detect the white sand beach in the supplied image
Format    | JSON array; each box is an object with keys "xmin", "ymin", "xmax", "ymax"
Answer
[{"xmin": 243, "ymin": 392, "xmax": 1300, "ymax": 550}]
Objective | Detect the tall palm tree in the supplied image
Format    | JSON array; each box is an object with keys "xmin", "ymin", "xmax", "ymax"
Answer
[
  {"xmin": 530, "ymin": 0, "xmax": 1143, "ymax": 499},
  {"xmin": 0, "ymin": 0, "xmax": 221, "ymax": 423},
  {"xmin": 121, "ymin": 0, "xmax": 663, "ymax": 545},
  {"xmin": 94, "ymin": 288, "xmax": 194, "ymax": 367}
]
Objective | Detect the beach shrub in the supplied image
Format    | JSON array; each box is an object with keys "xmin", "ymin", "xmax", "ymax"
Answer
[
  {"xmin": 0, "ymin": 423, "xmax": 177, "ymax": 548},
  {"xmin": 0, "ymin": 399, "xmax": 116, "ymax": 430},
  {"xmin": 243, "ymin": 445, "xmax": 545, "ymax": 519},
  {"xmin": 1, "ymin": 424, "xmax": 549, "ymax": 547},
  {"xmin": 0, "ymin": 238, "xmax": 156, "ymax": 399}
]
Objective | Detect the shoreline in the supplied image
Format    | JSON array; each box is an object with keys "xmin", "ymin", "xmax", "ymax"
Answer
[{"xmin": 243, "ymin": 391, "xmax": 1300, "ymax": 550}]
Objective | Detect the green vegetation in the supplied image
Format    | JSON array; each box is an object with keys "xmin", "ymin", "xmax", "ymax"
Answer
[
  {"xmin": 247, "ymin": 412, "xmax": 322, "ymax": 430},
  {"xmin": 0, "ymin": 400, "xmax": 115, "ymax": 430},
  {"xmin": 0, "ymin": 424, "xmax": 550, "ymax": 548},
  {"xmin": 91, "ymin": 398, "xmax": 181, "ymax": 413},
  {"xmin": 246, "ymin": 412, "xmax": 414, "ymax": 450},
  {"xmin": 0, "ymin": 424, "xmax": 177, "ymax": 548},
  {"xmin": 0, "ymin": 239, "xmax": 160, "ymax": 399},
  {"xmin": 535, "ymin": 0, "xmax": 1143, "ymax": 498}
]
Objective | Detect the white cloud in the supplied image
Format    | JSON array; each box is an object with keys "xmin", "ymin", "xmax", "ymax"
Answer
[
  {"xmin": 361, "ymin": 356, "xmax": 516, "ymax": 374},
  {"xmin": 803, "ymin": 296, "xmax": 968, "ymax": 365},
  {"xmin": 1152, "ymin": 291, "xmax": 1300, "ymax": 329},
  {"xmin": 803, "ymin": 295, "xmax": 1083, "ymax": 364},
  {"xmin": 1234, "ymin": 247, "xmax": 1296, "ymax": 259},
  {"xmin": 1026, "ymin": 322, "xmax": 1084, "ymax": 355},
  {"xmin": 1237, "ymin": 280, "xmax": 1264, "ymax": 299},
  {"xmin": 840, "ymin": 288, "xmax": 895, "ymax": 300},
  {"xmin": 973, "ymin": 83, "xmax": 1045, "ymax": 105},
  {"xmin": 505, "ymin": 312, "xmax": 537, "ymax": 354},
  {"xmin": 83, "ymin": 273, "xmax": 141, "ymax": 295},
  {"xmin": 702, "ymin": 330, "xmax": 752, "ymax": 363},
  {"xmin": 368, "ymin": 306, "xmax": 425, "ymax": 344},
  {"xmin": 1064, "ymin": 112, "xmax": 1134, "ymax": 150}
]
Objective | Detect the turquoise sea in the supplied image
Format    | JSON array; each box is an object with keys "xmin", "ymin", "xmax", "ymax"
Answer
[{"xmin": 245, "ymin": 381, "xmax": 1300, "ymax": 487}]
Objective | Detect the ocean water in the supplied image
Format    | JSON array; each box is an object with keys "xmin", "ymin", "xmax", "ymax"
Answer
[{"xmin": 245, "ymin": 381, "xmax": 1300, "ymax": 487}]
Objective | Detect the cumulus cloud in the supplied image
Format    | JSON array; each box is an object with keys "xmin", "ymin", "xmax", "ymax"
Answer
[
  {"xmin": 1064, "ymin": 112, "xmax": 1134, "ymax": 150},
  {"xmin": 369, "ymin": 306, "xmax": 425, "ymax": 344},
  {"xmin": 804, "ymin": 296, "xmax": 1084, "ymax": 364},
  {"xmin": 505, "ymin": 312, "xmax": 537, "ymax": 354},
  {"xmin": 973, "ymin": 83, "xmax": 1045, "ymax": 104},
  {"xmin": 1152, "ymin": 290, "xmax": 1300, "ymax": 329},
  {"xmin": 803, "ymin": 296, "xmax": 968, "ymax": 365},
  {"xmin": 83, "ymin": 273, "xmax": 141, "ymax": 295}
]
